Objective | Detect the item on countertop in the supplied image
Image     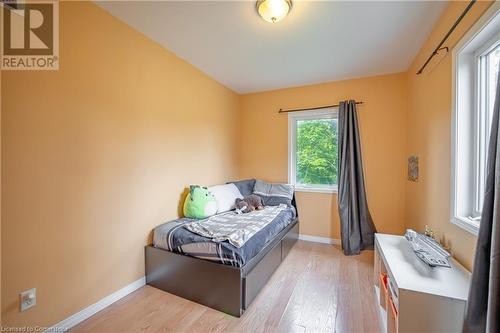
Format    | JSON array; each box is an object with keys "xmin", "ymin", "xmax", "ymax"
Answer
[
  {"xmin": 404, "ymin": 229, "xmax": 451, "ymax": 268},
  {"xmin": 183, "ymin": 185, "xmax": 218, "ymax": 219},
  {"xmin": 235, "ymin": 194, "xmax": 264, "ymax": 214},
  {"xmin": 424, "ymin": 224, "xmax": 436, "ymax": 239},
  {"xmin": 253, "ymin": 179, "xmax": 294, "ymax": 206}
]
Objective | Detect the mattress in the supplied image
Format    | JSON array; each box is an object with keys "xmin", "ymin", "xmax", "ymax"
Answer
[{"xmin": 153, "ymin": 206, "xmax": 296, "ymax": 268}]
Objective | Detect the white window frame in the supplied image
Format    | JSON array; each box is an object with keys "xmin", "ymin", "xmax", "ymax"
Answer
[
  {"xmin": 451, "ymin": 2, "xmax": 500, "ymax": 236},
  {"xmin": 288, "ymin": 108, "xmax": 338, "ymax": 194},
  {"xmin": 472, "ymin": 36, "xmax": 500, "ymax": 217}
]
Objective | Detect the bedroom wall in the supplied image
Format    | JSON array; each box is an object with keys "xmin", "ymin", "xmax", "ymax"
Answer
[
  {"xmin": 237, "ymin": 73, "xmax": 408, "ymax": 240},
  {"xmin": 1, "ymin": 1, "xmax": 238, "ymax": 328},
  {"xmin": 405, "ymin": 0, "xmax": 492, "ymax": 271}
]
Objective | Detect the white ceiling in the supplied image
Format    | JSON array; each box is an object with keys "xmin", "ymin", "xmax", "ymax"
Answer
[{"xmin": 96, "ymin": 1, "xmax": 447, "ymax": 93}]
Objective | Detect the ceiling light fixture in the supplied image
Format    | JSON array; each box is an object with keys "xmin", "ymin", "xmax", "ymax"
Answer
[{"xmin": 256, "ymin": 0, "xmax": 292, "ymax": 23}]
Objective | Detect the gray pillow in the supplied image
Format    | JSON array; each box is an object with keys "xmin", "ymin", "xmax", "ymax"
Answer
[
  {"xmin": 253, "ymin": 179, "xmax": 294, "ymax": 206},
  {"xmin": 228, "ymin": 179, "xmax": 256, "ymax": 197}
]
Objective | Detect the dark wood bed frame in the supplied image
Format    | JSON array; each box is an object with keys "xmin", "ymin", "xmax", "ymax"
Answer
[{"xmin": 145, "ymin": 217, "xmax": 299, "ymax": 317}]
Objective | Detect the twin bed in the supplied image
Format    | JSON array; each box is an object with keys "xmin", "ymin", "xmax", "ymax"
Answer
[{"xmin": 145, "ymin": 180, "xmax": 299, "ymax": 317}]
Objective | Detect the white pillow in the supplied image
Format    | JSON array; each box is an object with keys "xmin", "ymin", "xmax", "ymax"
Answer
[{"xmin": 208, "ymin": 183, "xmax": 243, "ymax": 213}]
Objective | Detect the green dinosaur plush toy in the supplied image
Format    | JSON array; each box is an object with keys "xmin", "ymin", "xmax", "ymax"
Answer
[{"xmin": 183, "ymin": 185, "xmax": 218, "ymax": 219}]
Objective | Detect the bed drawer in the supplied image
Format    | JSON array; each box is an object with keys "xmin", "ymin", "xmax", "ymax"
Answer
[
  {"xmin": 243, "ymin": 242, "xmax": 281, "ymax": 309},
  {"xmin": 145, "ymin": 245, "xmax": 243, "ymax": 316}
]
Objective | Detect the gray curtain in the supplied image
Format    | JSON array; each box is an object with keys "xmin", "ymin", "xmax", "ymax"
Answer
[
  {"xmin": 338, "ymin": 100, "xmax": 377, "ymax": 255},
  {"xmin": 463, "ymin": 70, "xmax": 500, "ymax": 333}
]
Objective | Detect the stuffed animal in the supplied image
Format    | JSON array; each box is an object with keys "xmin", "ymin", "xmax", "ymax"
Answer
[
  {"xmin": 234, "ymin": 194, "xmax": 264, "ymax": 214},
  {"xmin": 183, "ymin": 185, "xmax": 218, "ymax": 219}
]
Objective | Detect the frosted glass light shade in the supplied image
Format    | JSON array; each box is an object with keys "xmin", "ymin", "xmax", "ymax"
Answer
[{"xmin": 256, "ymin": 0, "xmax": 292, "ymax": 23}]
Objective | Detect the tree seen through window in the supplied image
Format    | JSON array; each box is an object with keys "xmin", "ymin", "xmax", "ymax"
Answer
[{"xmin": 296, "ymin": 118, "xmax": 338, "ymax": 186}]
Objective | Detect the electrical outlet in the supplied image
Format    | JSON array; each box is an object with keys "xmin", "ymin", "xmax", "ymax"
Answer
[{"xmin": 20, "ymin": 288, "xmax": 36, "ymax": 311}]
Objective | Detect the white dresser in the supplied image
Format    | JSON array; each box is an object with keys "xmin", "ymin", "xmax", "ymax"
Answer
[{"xmin": 374, "ymin": 233, "xmax": 471, "ymax": 333}]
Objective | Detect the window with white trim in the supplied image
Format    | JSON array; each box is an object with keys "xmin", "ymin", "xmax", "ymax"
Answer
[
  {"xmin": 474, "ymin": 41, "xmax": 500, "ymax": 215},
  {"xmin": 452, "ymin": 3, "xmax": 500, "ymax": 235},
  {"xmin": 288, "ymin": 108, "xmax": 338, "ymax": 193}
]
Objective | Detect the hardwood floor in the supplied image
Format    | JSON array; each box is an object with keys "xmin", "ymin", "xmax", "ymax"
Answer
[{"xmin": 71, "ymin": 240, "xmax": 381, "ymax": 333}]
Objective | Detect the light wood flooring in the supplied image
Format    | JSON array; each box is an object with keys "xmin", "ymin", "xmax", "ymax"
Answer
[{"xmin": 71, "ymin": 240, "xmax": 381, "ymax": 333}]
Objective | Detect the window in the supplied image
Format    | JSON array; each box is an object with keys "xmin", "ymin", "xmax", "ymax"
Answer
[
  {"xmin": 474, "ymin": 41, "xmax": 500, "ymax": 215},
  {"xmin": 452, "ymin": 3, "xmax": 500, "ymax": 235},
  {"xmin": 288, "ymin": 108, "xmax": 338, "ymax": 193}
]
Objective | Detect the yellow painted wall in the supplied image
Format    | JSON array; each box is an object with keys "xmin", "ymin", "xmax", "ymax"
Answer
[
  {"xmin": 1, "ymin": 2, "xmax": 238, "ymax": 327},
  {"xmin": 237, "ymin": 73, "xmax": 408, "ymax": 239},
  {"xmin": 405, "ymin": 1, "xmax": 493, "ymax": 271}
]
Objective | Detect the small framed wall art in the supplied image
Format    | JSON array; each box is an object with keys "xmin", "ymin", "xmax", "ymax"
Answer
[{"xmin": 408, "ymin": 155, "xmax": 419, "ymax": 182}]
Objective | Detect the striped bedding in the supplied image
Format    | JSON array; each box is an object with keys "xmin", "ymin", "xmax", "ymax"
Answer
[{"xmin": 153, "ymin": 206, "xmax": 296, "ymax": 267}]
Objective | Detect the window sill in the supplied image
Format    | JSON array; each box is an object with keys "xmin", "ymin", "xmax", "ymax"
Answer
[
  {"xmin": 451, "ymin": 216, "xmax": 479, "ymax": 236},
  {"xmin": 294, "ymin": 186, "xmax": 338, "ymax": 194}
]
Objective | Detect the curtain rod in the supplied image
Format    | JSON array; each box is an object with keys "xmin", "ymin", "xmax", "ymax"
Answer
[
  {"xmin": 416, "ymin": 0, "xmax": 476, "ymax": 75},
  {"xmin": 278, "ymin": 101, "xmax": 364, "ymax": 114}
]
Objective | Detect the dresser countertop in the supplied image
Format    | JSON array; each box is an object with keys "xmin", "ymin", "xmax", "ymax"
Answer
[{"xmin": 375, "ymin": 233, "xmax": 471, "ymax": 301}]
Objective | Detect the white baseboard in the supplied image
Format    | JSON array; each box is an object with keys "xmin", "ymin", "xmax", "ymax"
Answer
[
  {"xmin": 298, "ymin": 234, "xmax": 341, "ymax": 245},
  {"xmin": 48, "ymin": 276, "xmax": 146, "ymax": 332}
]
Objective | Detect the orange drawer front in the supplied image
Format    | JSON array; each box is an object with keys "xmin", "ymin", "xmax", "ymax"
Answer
[
  {"xmin": 387, "ymin": 296, "xmax": 398, "ymax": 333},
  {"xmin": 380, "ymin": 273, "xmax": 388, "ymax": 291},
  {"xmin": 379, "ymin": 273, "xmax": 388, "ymax": 308}
]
